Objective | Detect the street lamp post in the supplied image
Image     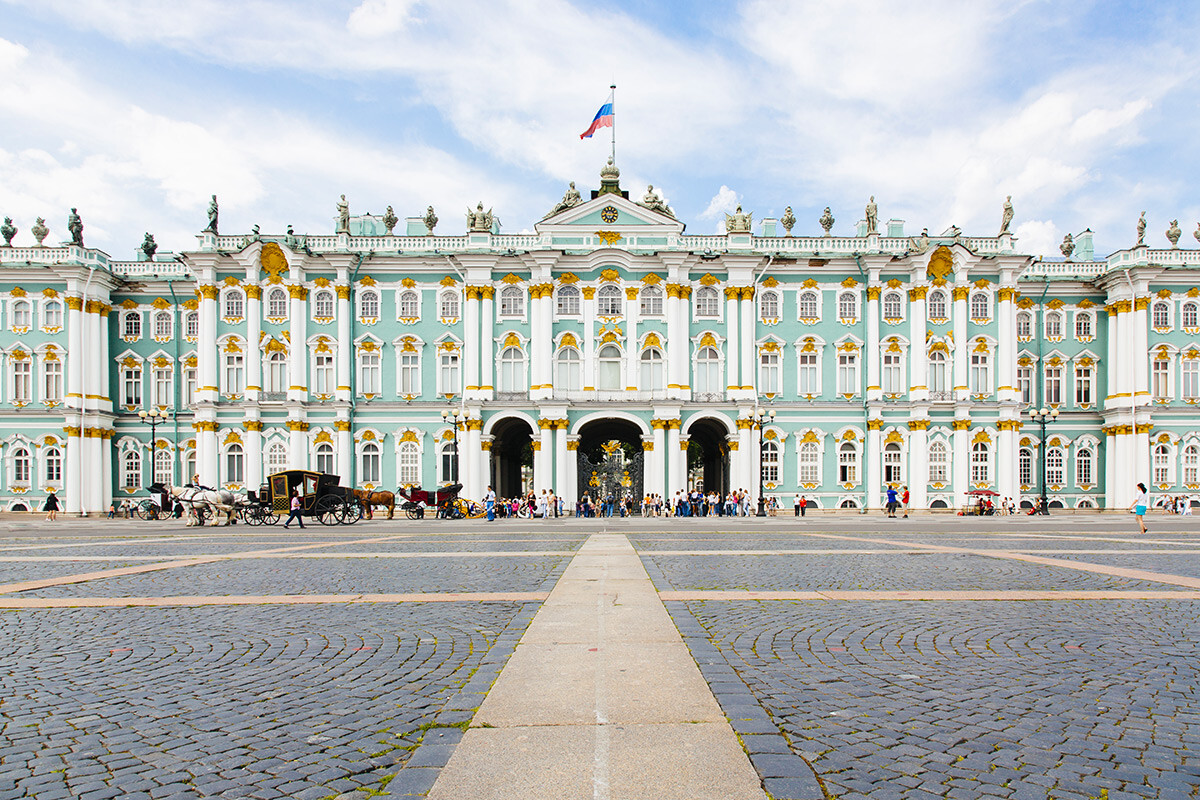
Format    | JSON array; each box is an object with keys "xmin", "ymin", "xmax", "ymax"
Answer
[
  {"xmin": 752, "ymin": 407, "xmax": 776, "ymax": 517},
  {"xmin": 1029, "ymin": 406, "xmax": 1059, "ymax": 515},
  {"xmin": 441, "ymin": 408, "xmax": 466, "ymax": 485},
  {"xmin": 138, "ymin": 407, "xmax": 169, "ymax": 510}
]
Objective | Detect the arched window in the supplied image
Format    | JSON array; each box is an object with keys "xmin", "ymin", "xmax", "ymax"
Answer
[
  {"xmin": 267, "ymin": 442, "xmax": 288, "ymax": 474},
  {"xmin": 597, "ymin": 344, "xmax": 622, "ymax": 391},
  {"xmin": 314, "ymin": 290, "xmax": 334, "ymax": 318},
  {"xmin": 266, "ymin": 351, "xmax": 287, "ymax": 393},
  {"xmin": 11, "ymin": 300, "xmax": 31, "ymax": 329},
  {"xmin": 929, "ymin": 440, "xmax": 948, "ymax": 484},
  {"xmin": 1046, "ymin": 447, "xmax": 1065, "ymax": 486},
  {"xmin": 799, "ymin": 442, "xmax": 820, "ymax": 484},
  {"xmin": 556, "ymin": 285, "xmax": 580, "ymax": 316},
  {"xmin": 185, "ymin": 311, "xmax": 199, "ymax": 339},
  {"xmin": 970, "ymin": 292, "xmax": 989, "ymax": 320},
  {"xmin": 1076, "ymin": 447, "xmax": 1093, "ymax": 486},
  {"xmin": 927, "ymin": 290, "xmax": 947, "ymax": 320},
  {"xmin": 398, "ymin": 441, "xmax": 420, "ymax": 486},
  {"xmin": 695, "ymin": 287, "xmax": 719, "ymax": 317},
  {"xmin": 1153, "ymin": 444, "xmax": 1171, "ymax": 485},
  {"xmin": 361, "ymin": 442, "xmax": 381, "ymax": 484},
  {"xmin": 120, "ymin": 450, "xmax": 139, "ymax": 488},
  {"xmin": 1153, "ymin": 301, "xmax": 1171, "ymax": 329},
  {"xmin": 1018, "ymin": 447, "xmax": 1033, "ymax": 487},
  {"xmin": 882, "ymin": 292, "xmax": 902, "ymax": 321},
  {"xmin": 153, "ymin": 310, "xmax": 172, "ymax": 340},
  {"xmin": 760, "ymin": 290, "xmax": 780, "ymax": 320},
  {"xmin": 1184, "ymin": 444, "xmax": 1199, "ymax": 485},
  {"xmin": 640, "ymin": 285, "xmax": 663, "ymax": 316},
  {"xmin": 153, "ymin": 448, "xmax": 172, "ymax": 486},
  {"xmin": 695, "ymin": 346, "xmax": 721, "ymax": 393},
  {"xmin": 1183, "ymin": 302, "xmax": 1199, "ymax": 329},
  {"xmin": 315, "ymin": 442, "xmax": 334, "ymax": 475},
  {"xmin": 184, "ymin": 450, "xmax": 196, "ymax": 483},
  {"xmin": 762, "ymin": 440, "xmax": 780, "ymax": 484},
  {"xmin": 1045, "ymin": 311, "xmax": 1062, "ymax": 339},
  {"xmin": 224, "ymin": 443, "xmax": 244, "ymax": 484},
  {"xmin": 123, "ymin": 311, "xmax": 141, "ymax": 339},
  {"xmin": 555, "ymin": 348, "xmax": 580, "ymax": 392},
  {"xmin": 970, "ymin": 442, "xmax": 990, "ymax": 483},
  {"xmin": 44, "ymin": 447, "xmax": 62, "ymax": 484},
  {"xmin": 398, "ymin": 290, "xmax": 420, "ymax": 318},
  {"xmin": 43, "ymin": 300, "xmax": 63, "ymax": 329},
  {"xmin": 498, "ymin": 346, "xmax": 525, "ymax": 393},
  {"xmin": 439, "ymin": 291, "xmax": 459, "ymax": 319},
  {"xmin": 223, "ymin": 290, "xmax": 244, "ymax": 319},
  {"xmin": 597, "ymin": 285, "xmax": 623, "ymax": 316},
  {"xmin": 838, "ymin": 441, "xmax": 858, "ymax": 484},
  {"xmin": 1075, "ymin": 313, "xmax": 1092, "ymax": 339},
  {"xmin": 1016, "ymin": 310, "xmax": 1032, "ymax": 338},
  {"xmin": 838, "ymin": 292, "xmax": 857, "ymax": 321},
  {"xmin": 640, "ymin": 347, "xmax": 664, "ymax": 392},
  {"xmin": 499, "ymin": 286, "xmax": 524, "ymax": 316},
  {"xmin": 359, "ymin": 290, "xmax": 380, "ymax": 320},
  {"xmin": 799, "ymin": 291, "xmax": 819, "ymax": 320},
  {"xmin": 928, "ymin": 350, "xmax": 948, "ymax": 393},
  {"xmin": 267, "ymin": 288, "xmax": 288, "ymax": 318},
  {"xmin": 884, "ymin": 442, "xmax": 903, "ymax": 484}
]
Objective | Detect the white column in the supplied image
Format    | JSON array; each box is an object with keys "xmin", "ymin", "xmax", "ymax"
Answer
[
  {"xmin": 198, "ymin": 285, "xmax": 219, "ymax": 402},
  {"xmin": 909, "ymin": 288, "xmax": 928, "ymax": 402},
  {"xmin": 479, "ymin": 287, "xmax": 494, "ymax": 396},
  {"xmin": 464, "ymin": 422, "xmax": 482, "ymax": 499},
  {"xmin": 289, "ymin": 422, "xmax": 308, "ymax": 470},
  {"xmin": 564, "ymin": 438, "xmax": 578, "ymax": 509},
  {"xmin": 666, "ymin": 421, "xmax": 681, "ymax": 493},
  {"xmin": 625, "ymin": 287, "xmax": 639, "ymax": 390},
  {"xmin": 908, "ymin": 423, "xmax": 928, "ymax": 509},
  {"xmin": 737, "ymin": 421, "xmax": 752, "ymax": 494},
  {"xmin": 953, "ymin": 285, "xmax": 969, "ymax": 399},
  {"xmin": 649, "ymin": 421, "xmax": 666, "ymax": 499},
  {"xmin": 336, "ymin": 422, "xmax": 352, "ymax": 479},
  {"xmin": 555, "ymin": 422, "xmax": 568, "ymax": 497},
  {"xmin": 866, "ymin": 287, "xmax": 881, "ymax": 400},
  {"xmin": 533, "ymin": 420, "xmax": 551, "ymax": 491},
  {"xmin": 199, "ymin": 422, "xmax": 219, "ymax": 485},
  {"xmin": 665, "ymin": 286, "xmax": 682, "ymax": 398},
  {"xmin": 997, "ymin": 288, "xmax": 1016, "ymax": 402},
  {"xmin": 1104, "ymin": 428, "xmax": 1117, "ymax": 509},
  {"xmin": 287, "ymin": 281, "xmax": 308, "ymax": 402},
  {"xmin": 245, "ymin": 422, "xmax": 262, "ymax": 492},
  {"xmin": 997, "ymin": 422, "xmax": 1015, "ymax": 502},
  {"xmin": 952, "ymin": 420, "xmax": 969, "ymax": 508},
  {"xmin": 583, "ymin": 287, "xmax": 597, "ymax": 390},
  {"xmin": 724, "ymin": 288, "xmax": 739, "ymax": 396},
  {"xmin": 866, "ymin": 424, "xmax": 882, "ymax": 509},
  {"xmin": 65, "ymin": 428, "xmax": 82, "ymax": 514},
  {"xmin": 245, "ymin": 283, "xmax": 262, "ymax": 402},
  {"xmin": 463, "ymin": 287, "xmax": 480, "ymax": 393},
  {"xmin": 530, "ymin": 287, "xmax": 547, "ymax": 399},
  {"xmin": 66, "ymin": 295, "xmax": 84, "ymax": 409},
  {"xmin": 1133, "ymin": 297, "xmax": 1151, "ymax": 490},
  {"xmin": 740, "ymin": 288, "xmax": 755, "ymax": 391},
  {"xmin": 99, "ymin": 431, "xmax": 112, "ymax": 515},
  {"xmin": 336, "ymin": 285, "xmax": 352, "ymax": 402}
]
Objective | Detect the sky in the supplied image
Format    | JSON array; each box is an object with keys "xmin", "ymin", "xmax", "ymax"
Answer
[{"xmin": 0, "ymin": 0, "xmax": 1198, "ymax": 261}]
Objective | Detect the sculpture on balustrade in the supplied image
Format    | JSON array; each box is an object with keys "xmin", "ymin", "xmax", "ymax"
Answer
[
  {"xmin": 780, "ymin": 206, "xmax": 795, "ymax": 236},
  {"xmin": 1136, "ymin": 211, "xmax": 1146, "ymax": 245},
  {"xmin": 423, "ymin": 205, "xmax": 438, "ymax": 235},
  {"xmin": 382, "ymin": 205, "xmax": 398, "ymax": 235},
  {"xmin": 1194, "ymin": 222, "xmax": 1200, "ymax": 245},
  {"xmin": 336, "ymin": 195, "xmax": 351, "ymax": 234},
  {"xmin": 724, "ymin": 205, "xmax": 753, "ymax": 234},
  {"xmin": 466, "ymin": 202, "xmax": 494, "ymax": 233},
  {"xmin": 1060, "ymin": 233, "xmax": 1075, "ymax": 260},
  {"xmin": 31, "ymin": 218, "xmax": 48, "ymax": 247},
  {"xmin": 819, "ymin": 206, "xmax": 835, "ymax": 236},
  {"xmin": 205, "ymin": 195, "xmax": 219, "ymax": 234},
  {"xmin": 544, "ymin": 182, "xmax": 583, "ymax": 218},
  {"xmin": 141, "ymin": 233, "xmax": 158, "ymax": 260},
  {"xmin": 865, "ymin": 196, "xmax": 878, "ymax": 235},
  {"xmin": 67, "ymin": 208, "xmax": 83, "ymax": 247},
  {"xmin": 908, "ymin": 228, "xmax": 930, "ymax": 254},
  {"xmin": 999, "ymin": 195, "xmax": 1013, "ymax": 235},
  {"xmin": 1, "ymin": 217, "xmax": 15, "ymax": 247},
  {"xmin": 639, "ymin": 185, "xmax": 675, "ymax": 218},
  {"xmin": 1166, "ymin": 219, "xmax": 1181, "ymax": 248}
]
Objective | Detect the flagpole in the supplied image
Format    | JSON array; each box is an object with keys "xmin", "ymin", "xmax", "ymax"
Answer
[{"xmin": 610, "ymin": 84, "xmax": 616, "ymax": 165}]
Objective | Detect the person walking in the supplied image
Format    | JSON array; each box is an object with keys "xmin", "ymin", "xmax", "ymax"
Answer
[
  {"xmin": 43, "ymin": 490, "xmax": 59, "ymax": 521},
  {"xmin": 485, "ymin": 485, "xmax": 496, "ymax": 522},
  {"xmin": 799, "ymin": 495, "xmax": 807, "ymax": 517},
  {"xmin": 284, "ymin": 489, "xmax": 305, "ymax": 529},
  {"xmin": 901, "ymin": 486, "xmax": 910, "ymax": 518},
  {"xmin": 885, "ymin": 486, "xmax": 898, "ymax": 518},
  {"xmin": 1130, "ymin": 482, "xmax": 1149, "ymax": 534}
]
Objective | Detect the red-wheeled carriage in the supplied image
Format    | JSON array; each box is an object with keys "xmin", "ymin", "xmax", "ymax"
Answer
[{"xmin": 397, "ymin": 483, "xmax": 464, "ymax": 519}]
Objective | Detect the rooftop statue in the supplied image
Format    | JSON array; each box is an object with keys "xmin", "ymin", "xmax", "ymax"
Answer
[
  {"xmin": 0, "ymin": 217, "xmax": 15, "ymax": 247},
  {"xmin": 819, "ymin": 207, "xmax": 835, "ymax": 236},
  {"xmin": 31, "ymin": 217, "xmax": 48, "ymax": 247},
  {"xmin": 67, "ymin": 208, "xmax": 83, "ymax": 247},
  {"xmin": 467, "ymin": 202, "xmax": 494, "ymax": 233},
  {"xmin": 423, "ymin": 205, "xmax": 438, "ymax": 235},
  {"xmin": 1060, "ymin": 232, "xmax": 1075, "ymax": 260},
  {"xmin": 1000, "ymin": 195, "xmax": 1013, "ymax": 235},
  {"xmin": 1136, "ymin": 211, "xmax": 1146, "ymax": 245},
  {"xmin": 639, "ymin": 185, "xmax": 674, "ymax": 218},
  {"xmin": 544, "ymin": 182, "xmax": 583, "ymax": 218},
  {"xmin": 909, "ymin": 228, "xmax": 930, "ymax": 254},
  {"xmin": 724, "ymin": 204, "xmax": 753, "ymax": 234},
  {"xmin": 1166, "ymin": 219, "xmax": 1181, "ymax": 248},
  {"xmin": 780, "ymin": 206, "xmax": 796, "ymax": 236},
  {"xmin": 383, "ymin": 205, "xmax": 398, "ymax": 235},
  {"xmin": 865, "ymin": 196, "xmax": 878, "ymax": 235},
  {"xmin": 141, "ymin": 232, "xmax": 158, "ymax": 260},
  {"xmin": 336, "ymin": 195, "xmax": 350, "ymax": 234},
  {"xmin": 1194, "ymin": 222, "xmax": 1200, "ymax": 244},
  {"xmin": 205, "ymin": 195, "xmax": 218, "ymax": 234}
]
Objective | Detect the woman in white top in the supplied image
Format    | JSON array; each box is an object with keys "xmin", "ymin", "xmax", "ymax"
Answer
[{"xmin": 1129, "ymin": 482, "xmax": 1149, "ymax": 534}]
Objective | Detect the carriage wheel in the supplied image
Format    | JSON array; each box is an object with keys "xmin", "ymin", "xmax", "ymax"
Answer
[
  {"xmin": 405, "ymin": 504, "xmax": 421, "ymax": 520},
  {"xmin": 263, "ymin": 509, "xmax": 280, "ymax": 525},
  {"xmin": 244, "ymin": 506, "xmax": 263, "ymax": 526},
  {"xmin": 315, "ymin": 495, "xmax": 341, "ymax": 526},
  {"xmin": 339, "ymin": 500, "xmax": 362, "ymax": 525}
]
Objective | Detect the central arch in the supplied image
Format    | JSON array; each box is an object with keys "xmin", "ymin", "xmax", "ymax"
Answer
[
  {"xmin": 576, "ymin": 417, "xmax": 646, "ymax": 512},
  {"xmin": 685, "ymin": 416, "xmax": 732, "ymax": 494},
  {"xmin": 488, "ymin": 416, "xmax": 534, "ymax": 498}
]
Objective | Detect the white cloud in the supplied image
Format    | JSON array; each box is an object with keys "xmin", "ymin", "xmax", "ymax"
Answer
[
  {"xmin": 1014, "ymin": 220, "xmax": 1060, "ymax": 261},
  {"xmin": 347, "ymin": 0, "xmax": 421, "ymax": 37},
  {"xmin": 700, "ymin": 186, "xmax": 740, "ymax": 233}
]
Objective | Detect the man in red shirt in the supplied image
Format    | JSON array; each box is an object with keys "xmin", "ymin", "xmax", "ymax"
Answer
[{"xmin": 901, "ymin": 486, "xmax": 910, "ymax": 518}]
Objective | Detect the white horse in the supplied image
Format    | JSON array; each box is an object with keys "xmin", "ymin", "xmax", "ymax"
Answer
[{"xmin": 154, "ymin": 484, "xmax": 247, "ymax": 527}]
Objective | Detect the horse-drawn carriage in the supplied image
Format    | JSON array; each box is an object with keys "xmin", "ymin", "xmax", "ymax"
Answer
[
  {"xmin": 396, "ymin": 483, "xmax": 483, "ymax": 520},
  {"xmin": 246, "ymin": 470, "xmax": 362, "ymax": 526}
]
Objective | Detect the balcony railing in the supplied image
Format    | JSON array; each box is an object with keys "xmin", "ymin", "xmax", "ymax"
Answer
[{"xmin": 691, "ymin": 391, "xmax": 725, "ymax": 403}]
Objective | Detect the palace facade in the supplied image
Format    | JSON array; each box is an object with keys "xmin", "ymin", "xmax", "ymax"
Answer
[{"xmin": 1, "ymin": 164, "xmax": 1198, "ymax": 514}]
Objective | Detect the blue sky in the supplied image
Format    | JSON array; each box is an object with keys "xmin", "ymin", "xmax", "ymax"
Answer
[{"xmin": 0, "ymin": 0, "xmax": 1198, "ymax": 259}]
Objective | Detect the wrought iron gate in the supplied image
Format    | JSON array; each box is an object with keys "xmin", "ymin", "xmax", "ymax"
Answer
[{"xmin": 577, "ymin": 441, "xmax": 644, "ymax": 510}]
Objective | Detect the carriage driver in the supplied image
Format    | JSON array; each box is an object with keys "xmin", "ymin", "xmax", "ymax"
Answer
[{"xmin": 190, "ymin": 474, "xmax": 213, "ymax": 492}]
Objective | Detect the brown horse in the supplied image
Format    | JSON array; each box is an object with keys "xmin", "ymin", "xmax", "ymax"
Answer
[{"xmin": 353, "ymin": 488, "xmax": 396, "ymax": 520}]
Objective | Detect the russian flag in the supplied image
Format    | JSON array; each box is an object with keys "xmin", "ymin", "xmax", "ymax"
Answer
[{"xmin": 580, "ymin": 94, "xmax": 614, "ymax": 139}]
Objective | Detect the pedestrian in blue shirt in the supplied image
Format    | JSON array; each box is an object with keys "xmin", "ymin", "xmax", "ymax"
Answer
[{"xmin": 885, "ymin": 486, "xmax": 898, "ymax": 518}]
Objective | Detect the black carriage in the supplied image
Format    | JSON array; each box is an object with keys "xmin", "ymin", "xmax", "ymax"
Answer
[
  {"xmin": 396, "ymin": 483, "xmax": 465, "ymax": 520},
  {"xmin": 259, "ymin": 470, "xmax": 361, "ymax": 526}
]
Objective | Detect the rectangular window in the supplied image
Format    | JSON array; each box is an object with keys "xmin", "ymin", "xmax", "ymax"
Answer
[
  {"xmin": 43, "ymin": 359, "xmax": 62, "ymax": 402},
  {"xmin": 798, "ymin": 352, "xmax": 819, "ymax": 395},
  {"xmin": 13, "ymin": 360, "xmax": 31, "ymax": 403},
  {"xmin": 154, "ymin": 368, "xmax": 172, "ymax": 406},
  {"xmin": 837, "ymin": 353, "xmax": 858, "ymax": 396},
  {"xmin": 1184, "ymin": 360, "xmax": 1200, "ymax": 401},
  {"xmin": 1152, "ymin": 359, "xmax": 1171, "ymax": 400},
  {"xmin": 1019, "ymin": 450, "xmax": 1032, "ymax": 487},
  {"xmin": 1045, "ymin": 365, "xmax": 1062, "ymax": 405},
  {"xmin": 882, "ymin": 353, "xmax": 902, "ymax": 394},
  {"xmin": 224, "ymin": 354, "xmax": 244, "ymax": 395},
  {"xmin": 440, "ymin": 353, "xmax": 460, "ymax": 395},
  {"xmin": 314, "ymin": 353, "xmax": 334, "ymax": 395},
  {"xmin": 121, "ymin": 367, "xmax": 140, "ymax": 406},
  {"xmin": 969, "ymin": 353, "xmax": 990, "ymax": 395},
  {"xmin": 1075, "ymin": 366, "xmax": 1093, "ymax": 405},
  {"xmin": 759, "ymin": 353, "xmax": 779, "ymax": 395},
  {"xmin": 1017, "ymin": 366, "xmax": 1032, "ymax": 405},
  {"xmin": 360, "ymin": 353, "xmax": 380, "ymax": 395},
  {"xmin": 399, "ymin": 353, "xmax": 420, "ymax": 395},
  {"xmin": 184, "ymin": 367, "xmax": 197, "ymax": 406}
]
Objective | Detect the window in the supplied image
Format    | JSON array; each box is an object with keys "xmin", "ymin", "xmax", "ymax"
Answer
[
  {"xmin": 225, "ymin": 443, "xmax": 244, "ymax": 484},
  {"xmin": 123, "ymin": 311, "xmax": 141, "ymax": 339},
  {"xmin": 121, "ymin": 365, "xmax": 141, "ymax": 406},
  {"xmin": 929, "ymin": 350, "xmax": 948, "ymax": 394},
  {"xmin": 43, "ymin": 300, "xmax": 62, "ymax": 329},
  {"xmin": 398, "ymin": 290, "xmax": 420, "ymax": 318},
  {"xmin": 799, "ymin": 442, "xmax": 820, "ymax": 484},
  {"xmin": 598, "ymin": 344, "xmax": 622, "ymax": 390},
  {"xmin": 597, "ymin": 285, "xmax": 623, "ymax": 316},
  {"xmin": 882, "ymin": 292, "xmax": 901, "ymax": 321},
  {"xmin": 440, "ymin": 352, "xmax": 460, "ymax": 395},
  {"xmin": 838, "ymin": 292, "xmax": 857, "ymax": 321},
  {"xmin": 398, "ymin": 441, "xmax": 420, "ymax": 486},
  {"xmin": 1017, "ymin": 364, "xmax": 1033, "ymax": 404},
  {"xmin": 640, "ymin": 348, "xmax": 664, "ymax": 392},
  {"xmin": 314, "ymin": 290, "xmax": 334, "ymax": 318},
  {"xmin": 640, "ymin": 285, "xmax": 663, "ymax": 316},
  {"xmin": 223, "ymin": 352, "xmax": 245, "ymax": 395},
  {"xmin": 267, "ymin": 442, "xmax": 288, "ymax": 474},
  {"xmin": 44, "ymin": 447, "xmax": 62, "ymax": 484},
  {"xmin": 760, "ymin": 351, "xmax": 780, "ymax": 394},
  {"xmin": 1184, "ymin": 302, "xmax": 1198, "ymax": 329},
  {"xmin": 266, "ymin": 352, "xmax": 287, "ymax": 393},
  {"xmin": 1184, "ymin": 358, "xmax": 1200, "ymax": 401},
  {"xmin": 556, "ymin": 285, "xmax": 580, "ymax": 316},
  {"xmin": 185, "ymin": 311, "xmax": 198, "ymax": 339},
  {"xmin": 1077, "ymin": 448, "xmax": 1093, "ymax": 486},
  {"xmin": 799, "ymin": 292, "xmax": 819, "ymax": 320},
  {"xmin": 882, "ymin": 352, "xmax": 902, "ymax": 394},
  {"xmin": 498, "ymin": 346, "xmax": 525, "ymax": 393},
  {"xmin": 970, "ymin": 442, "xmax": 990, "ymax": 483},
  {"xmin": 1075, "ymin": 365, "xmax": 1093, "ymax": 405},
  {"xmin": 1045, "ymin": 311, "xmax": 1062, "ymax": 339},
  {"xmin": 184, "ymin": 451, "xmax": 196, "ymax": 484},
  {"xmin": 883, "ymin": 442, "xmax": 903, "ymax": 484},
  {"xmin": 1153, "ymin": 301, "xmax": 1170, "ymax": 329},
  {"xmin": 695, "ymin": 346, "xmax": 721, "ymax": 393},
  {"xmin": 1046, "ymin": 447, "xmax": 1065, "ymax": 486},
  {"xmin": 224, "ymin": 290, "xmax": 244, "ymax": 319},
  {"xmin": 1016, "ymin": 310, "xmax": 1032, "ymax": 338},
  {"xmin": 970, "ymin": 293, "xmax": 988, "ymax": 320},
  {"xmin": 1184, "ymin": 445, "xmax": 1199, "ymax": 485},
  {"xmin": 928, "ymin": 290, "xmax": 947, "ymax": 320},
  {"xmin": 315, "ymin": 443, "xmax": 334, "ymax": 475},
  {"xmin": 762, "ymin": 440, "xmax": 779, "ymax": 484},
  {"xmin": 121, "ymin": 450, "xmax": 139, "ymax": 489},
  {"xmin": 440, "ymin": 442, "xmax": 457, "ymax": 484},
  {"xmin": 760, "ymin": 290, "xmax": 780, "ymax": 320},
  {"xmin": 268, "ymin": 288, "xmax": 288, "ymax": 318},
  {"xmin": 153, "ymin": 366, "xmax": 171, "ymax": 407},
  {"xmin": 499, "ymin": 286, "xmax": 524, "ymax": 317},
  {"xmin": 360, "ymin": 352, "xmax": 380, "ymax": 395},
  {"xmin": 837, "ymin": 352, "xmax": 858, "ymax": 395},
  {"xmin": 153, "ymin": 448, "xmax": 172, "ymax": 486},
  {"xmin": 1019, "ymin": 448, "xmax": 1033, "ymax": 487},
  {"xmin": 153, "ymin": 311, "xmax": 172, "ymax": 340},
  {"xmin": 838, "ymin": 442, "xmax": 857, "ymax": 484},
  {"xmin": 397, "ymin": 352, "xmax": 419, "ymax": 395},
  {"xmin": 359, "ymin": 290, "xmax": 380, "ymax": 320},
  {"xmin": 1153, "ymin": 444, "xmax": 1171, "ymax": 485},
  {"xmin": 695, "ymin": 287, "xmax": 719, "ymax": 317},
  {"xmin": 43, "ymin": 358, "xmax": 62, "ymax": 403},
  {"xmin": 12, "ymin": 300, "xmax": 30, "ymax": 329},
  {"xmin": 929, "ymin": 441, "xmax": 948, "ymax": 484},
  {"xmin": 183, "ymin": 365, "xmax": 197, "ymax": 406},
  {"xmin": 1075, "ymin": 313, "xmax": 1092, "ymax": 339},
  {"xmin": 969, "ymin": 351, "xmax": 990, "ymax": 394},
  {"xmin": 361, "ymin": 442, "xmax": 381, "ymax": 484},
  {"xmin": 1152, "ymin": 358, "xmax": 1171, "ymax": 400},
  {"xmin": 555, "ymin": 348, "xmax": 581, "ymax": 392},
  {"xmin": 798, "ymin": 352, "xmax": 819, "ymax": 395},
  {"xmin": 439, "ymin": 291, "xmax": 459, "ymax": 319},
  {"xmin": 1045, "ymin": 364, "xmax": 1062, "ymax": 405}
]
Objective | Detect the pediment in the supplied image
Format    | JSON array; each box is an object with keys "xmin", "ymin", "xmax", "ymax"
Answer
[{"xmin": 536, "ymin": 192, "xmax": 685, "ymax": 235}]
